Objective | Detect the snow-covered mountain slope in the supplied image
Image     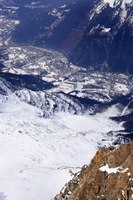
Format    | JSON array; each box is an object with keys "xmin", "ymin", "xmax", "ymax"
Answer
[
  {"xmin": 0, "ymin": 1, "xmax": 132, "ymax": 199},
  {"xmin": 0, "ymin": 4, "xmax": 19, "ymax": 47},
  {"xmin": 103, "ymin": 0, "xmax": 132, "ymax": 8},
  {"xmin": 0, "ymin": 0, "xmax": 78, "ymax": 7},
  {"xmin": 0, "ymin": 77, "xmax": 131, "ymax": 199},
  {"xmin": 0, "ymin": 0, "xmax": 132, "ymax": 73},
  {"xmin": 0, "ymin": 46, "xmax": 132, "ymax": 103},
  {"xmin": 14, "ymin": 89, "xmax": 86, "ymax": 117},
  {"xmin": 10, "ymin": 0, "xmax": 133, "ymax": 73},
  {"xmin": 1, "ymin": 46, "xmax": 70, "ymax": 78},
  {"xmin": 0, "ymin": 77, "xmax": 12, "ymax": 95},
  {"xmin": 70, "ymin": 0, "xmax": 133, "ymax": 72},
  {"xmin": 0, "ymin": 89, "xmax": 123, "ymax": 200}
]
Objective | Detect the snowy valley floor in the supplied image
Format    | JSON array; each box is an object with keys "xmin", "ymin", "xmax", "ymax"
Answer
[{"xmin": 0, "ymin": 94, "xmax": 123, "ymax": 200}]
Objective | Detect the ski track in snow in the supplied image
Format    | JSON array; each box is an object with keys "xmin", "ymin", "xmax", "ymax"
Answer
[{"xmin": 0, "ymin": 94, "xmax": 122, "ymax": 200}]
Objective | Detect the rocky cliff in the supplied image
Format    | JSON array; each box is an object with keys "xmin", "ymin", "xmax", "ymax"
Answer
[{"xmin": 55, "ymin": 142, "xmax": 133, "ymax": 200}]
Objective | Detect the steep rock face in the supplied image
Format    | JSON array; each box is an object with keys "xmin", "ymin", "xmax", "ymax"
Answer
[
  {"xmin": 55, "ymin": 142, "xmax": 133, "ymax": 200},
  {"xmin": 63, "ymin": 0, "xmax": 133, "ymax": 73},
  {"xmin": 108, "ymin": 17, "xmax": 133, "ymax": 74}
]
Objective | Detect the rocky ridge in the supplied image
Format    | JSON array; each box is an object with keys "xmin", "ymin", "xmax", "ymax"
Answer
[{"xmin": 55, "ymin": 142, "xmax": 133, "ymax": 200}]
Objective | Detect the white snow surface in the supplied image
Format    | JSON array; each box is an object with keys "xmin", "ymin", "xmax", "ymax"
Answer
[
  {"xmin": 103, "ymin": 0, "xmax": 132, "ymax": 22},
  {"xmin": 100, "ymin": 164, "xmax": 129, "ymax": 174},
  {"xmin": 0, "ymin": 93, "xmax": 122, "ymax": 200},
  {"xmin": 103, "ymin": 0, "xmax": 132, "ymax": 8},
  {"xmin": 103, "ymin": 0, "xmax": 116, "ymax": 7},
  {"xmin": 100, "ymin": 164, "xmax": 120, "ymax": 174}
]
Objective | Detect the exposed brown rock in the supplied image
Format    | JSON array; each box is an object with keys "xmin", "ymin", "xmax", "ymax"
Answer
[{"xmin": 55, "ymin": 142, "xmax": 133, "ymax": 200}]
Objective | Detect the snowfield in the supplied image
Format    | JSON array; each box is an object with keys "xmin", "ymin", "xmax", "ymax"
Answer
[
  {"xmin": 0, "ymin": 1, "xmax": 132, "ymax": 199},
  {"xmin": 0, "ymin": 93, "xmax": 122, "ymax": 200}
]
